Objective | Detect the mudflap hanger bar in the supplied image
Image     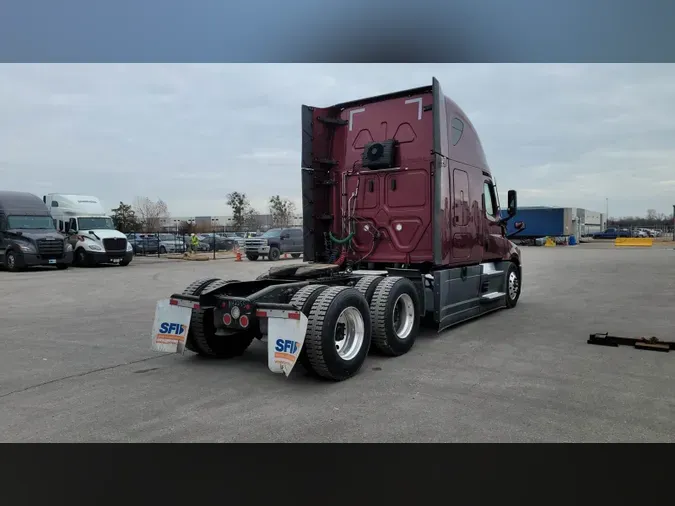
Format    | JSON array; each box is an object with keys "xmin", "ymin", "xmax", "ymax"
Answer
[
  {"xmin": 588, "ymin": 333, "xmax": 674, "ymax": 353},
  {"xmin": 169, "ymin": 295, "xmax": 200, "ymax": 309}
]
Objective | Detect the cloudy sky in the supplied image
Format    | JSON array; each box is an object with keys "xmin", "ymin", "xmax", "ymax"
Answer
[{"xmin": 1, "ymin": 63, "xmax": 673, "ymax": 219}]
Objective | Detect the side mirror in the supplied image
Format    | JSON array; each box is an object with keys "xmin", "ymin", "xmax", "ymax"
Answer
[{"xmin": 507, "ymin": 190, "xmax": 518, "ymax": 217}]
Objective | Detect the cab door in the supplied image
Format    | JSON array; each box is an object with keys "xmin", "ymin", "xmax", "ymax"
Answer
[
  {"xmin": 279, "ymin": 229, "xmax": 292, "ymax": 253},
  {"xmin": 481, "ymin": 180, "xmax": 503, "ymax": 262},
  {"xmin": 291, "ymin": 229, "xmax": 303, "ymax": 252},
  {"xmin": 66, "ymin": 218, "xmax": 79, "ymax": 249}
]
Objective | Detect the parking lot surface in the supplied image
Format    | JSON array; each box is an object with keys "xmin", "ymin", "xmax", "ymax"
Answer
[{"xmin": 1, "ymin": 245, "xmax": 674, "ymax": 442}]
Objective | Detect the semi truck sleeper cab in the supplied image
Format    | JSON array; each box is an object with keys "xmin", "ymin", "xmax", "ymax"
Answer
[{"xmin": 151, "ymin": 77, "xmax": 524, "ymax": 382}]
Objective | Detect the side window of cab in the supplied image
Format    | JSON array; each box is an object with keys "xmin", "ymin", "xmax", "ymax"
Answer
[{"xmin": 483, "ymin": 181, "xmax": 498, "ymax": 218}]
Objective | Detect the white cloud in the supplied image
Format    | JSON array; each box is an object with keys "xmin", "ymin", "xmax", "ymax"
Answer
[{"xmin": 1, "ymin": 63, "xmax": 674, "ymax": 218}]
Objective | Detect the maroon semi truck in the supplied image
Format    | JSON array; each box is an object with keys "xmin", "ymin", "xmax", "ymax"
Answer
[{"xmin": 150, "ymin": 77, "xmax": 523, "ymax": 382}]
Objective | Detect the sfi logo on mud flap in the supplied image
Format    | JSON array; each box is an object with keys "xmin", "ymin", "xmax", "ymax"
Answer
[
  {"xmin": 158, "ymin": 322, "xmax": 186, "ymax": 336},
  {"xmin": 274, "ymin": 339, "xmax": 300, "ymax": 355}
]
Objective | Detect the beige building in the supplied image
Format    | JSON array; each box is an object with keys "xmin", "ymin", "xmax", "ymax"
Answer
[{"xmin": 159, "ymin": 214, "xmax": 302, "ymax": 232}]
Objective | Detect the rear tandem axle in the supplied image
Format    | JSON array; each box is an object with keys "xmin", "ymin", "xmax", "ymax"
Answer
[{"xmin": 166, "ymin": 271, "xmax": 423, "ymax": 381}]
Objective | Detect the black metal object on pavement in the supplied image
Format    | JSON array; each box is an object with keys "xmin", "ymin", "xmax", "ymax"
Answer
[{"xmin": 588, "ymin": 333, "xmax": 674, "ymax": 353}]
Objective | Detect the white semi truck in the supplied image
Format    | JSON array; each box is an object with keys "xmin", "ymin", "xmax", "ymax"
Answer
[{"xmin": 43, "ymin": 194, "xmax": 134, "ymax": 266}]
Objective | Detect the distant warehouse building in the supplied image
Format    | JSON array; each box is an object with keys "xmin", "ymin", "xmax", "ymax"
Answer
[{"xmin": 500, "ymin": 206, "xmax": 606, "ymax": 238}]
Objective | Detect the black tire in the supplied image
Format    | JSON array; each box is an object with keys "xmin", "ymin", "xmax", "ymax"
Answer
[
  {"xmin": 268, "ymin": 247, "xmax": 281, "ymax": 261},
  {"xmin": 291, "ymin": 253, "xmax": 301, "ymax": 259},
  {"xmin": 289, "ymin": 284, "xmax": 329, "ymax": 374},
  {"xmin": 505, "ymin": 263, "xmax": 521, "ymax": 308},
  {"xmin": 247, "ymin": 254, "xmax": 259, "ymax": 261},
  {"xmin": 370, "ymin": 276, "xmax": 421, "ymax": 357},
  {"xmin": 4, "ymin": 249, "xmax": 21, "ymax": 272},
  {"xmin": 182, "ymin": 278, "xmax": 219, "ymax": 353},
  {"xmin": 159, "ymin": 245, "xmax": 167, "ymax": 254},
  {"xmin": 304, "ymin": 286, "xmax": 371, "ymax": 381},
  {"xmin": 56, "ymin": 263, "xmax": 69, "ymax": 270},
  {"xmin": 354, "ymin": 275, "xmax": 386, "ymax": 304},
  {"xmin": 74, "ymin": 248, "xmax": 90, "ymax": 266},
  {"xmin": 181, "ymin": 278, "xmax": 254, "ymax": 358}
]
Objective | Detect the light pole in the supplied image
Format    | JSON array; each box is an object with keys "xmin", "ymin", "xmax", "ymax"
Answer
[
  {"xmin": 211, "ymin": 218, "xmax": 219, "ymax": 259},
  {"xmin": 173, "ymin": 219, "xmax": 180, "ymax": 250},
  {"xmin": 606, "ymin": 198, "xmax": 609, "ymax": 228},
  {"xmin": 188, "ymin": 219, "xmax": 196, "ymax": 254}
]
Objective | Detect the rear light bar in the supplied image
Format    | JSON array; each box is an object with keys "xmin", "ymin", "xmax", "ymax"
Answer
[
  {"xmin": 256, "ymin": 310, "xmax": 301, "ymax": 320},
  {"xmin": 170, "ymin": 298, "xmax": 200, "ymax": 310}
]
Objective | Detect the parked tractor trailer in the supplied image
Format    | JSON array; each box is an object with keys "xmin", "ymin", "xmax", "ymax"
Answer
[
  {"xmin": 151, "ymin": 78, "xmax": 524, "ymax": 381},
  {"xmin": 0, "ymin": 191, "xmax": 73, "ymax": 271},
  {"xmin": 44, "ymin": 194, "xmax": 133, "ymax": 266}
]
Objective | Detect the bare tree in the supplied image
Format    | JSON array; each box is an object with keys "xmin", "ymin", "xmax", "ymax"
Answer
[
  {"xmin": 269, "ymin": 195, "xmax": 296, "ymax": 228},
  {"xmin": 133, "ymin": 196, "xmax": 169, "ymax": 232},
  {"xmin": 244, "ymin": 207, "xmax": 262, "ymax": 230},
  {"xmin": 176, "ymin": 220, "xmax": 193, "ymax": 236},
  {"xmin": 226, "ymin": 192, "xmax": 251, "ymax": 232},
  {"xmin": 607, "ymin": 208, "xmax": 674, "ymax": 231}
]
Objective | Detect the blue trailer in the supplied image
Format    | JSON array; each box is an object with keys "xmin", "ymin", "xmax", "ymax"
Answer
[{"xmin": 500, "ymin": 207, "xmax": 575, "ymax": 238}]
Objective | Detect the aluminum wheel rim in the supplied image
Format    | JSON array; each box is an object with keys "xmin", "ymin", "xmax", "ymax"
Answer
[
  {"xmin": 7, "ymin": 254, "xmax": 15, "ymax": 269},
  {"xmin": 508, "ymin": 271, "xmax": 519, "ymax": 300},
  {"xmin": 334, "ymin": 307, "xmax": 365, "ymax": 361},
  {"xmin": 393, "ymin": 293, "xmax": 415, "ymax": 339}
]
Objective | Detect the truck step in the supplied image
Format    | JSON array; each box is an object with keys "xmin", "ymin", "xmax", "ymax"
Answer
[
  {"xmin": 481, "ymin": 291, "xmax": 505, "ymax": 302},
  {"xmin": 481, "ymin": 263, "xmax": 504, "ymax": 277}
]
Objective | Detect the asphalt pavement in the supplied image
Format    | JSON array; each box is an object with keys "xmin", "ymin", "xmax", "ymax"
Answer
[{"xmin": 1, "ymin": 245, "xmax": 674, "ymax": 442}]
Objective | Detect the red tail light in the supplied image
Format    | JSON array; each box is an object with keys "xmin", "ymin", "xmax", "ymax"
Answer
[
  {"xmin": 222, "ymin": 313, "xmax": 232, "ymax": 325},
  {"xmin": 239, "ymin": 315, "xmax": 249, "ymax": 328}
]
